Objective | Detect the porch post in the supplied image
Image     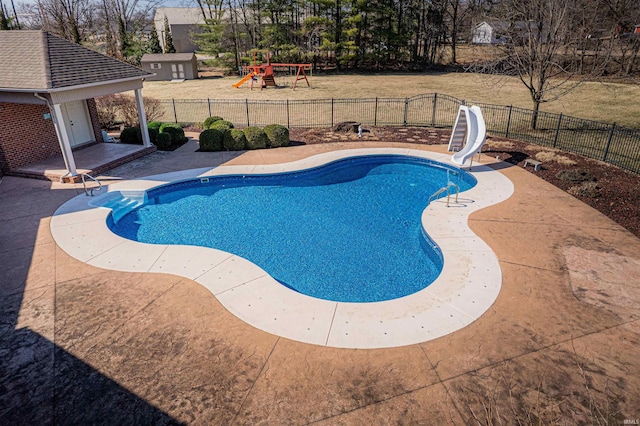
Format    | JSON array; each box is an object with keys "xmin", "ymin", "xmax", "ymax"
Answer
[
  {"xmin": 50, "ymin": 103, "xmax": 78, "ymax": 177},
  {"xmin": 135, "ymin": 88, "xmax": 151, "ymax": 148}
]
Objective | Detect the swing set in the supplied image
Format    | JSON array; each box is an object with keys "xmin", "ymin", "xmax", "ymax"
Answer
[{"xmin": 232, "ymin": 51, "xmax": 312, "ymax": 90}]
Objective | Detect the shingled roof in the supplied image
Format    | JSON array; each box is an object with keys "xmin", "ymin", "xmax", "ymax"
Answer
[
  {"xmin": 0, "ymin": 31, "xmax": 153, "ymax": 91},
  {"xmin": 141, "ymin": 53, "xmax": 196, "ymax": 62}
]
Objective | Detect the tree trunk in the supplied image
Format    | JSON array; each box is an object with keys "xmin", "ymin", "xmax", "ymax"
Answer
[{"xmin": 531, "ymin": 100, "xmax": 540, "ymax": 130}]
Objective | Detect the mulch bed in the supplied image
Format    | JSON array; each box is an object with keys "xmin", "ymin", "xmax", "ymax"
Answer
[{"xmin": 289, "ymin": 126, "xmax": 640, "ymax": 239}]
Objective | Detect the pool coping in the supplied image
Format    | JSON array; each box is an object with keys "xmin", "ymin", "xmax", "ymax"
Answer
[{"xmin": 50, "ymin": 148, "xmax": 514, "ymax": 348}]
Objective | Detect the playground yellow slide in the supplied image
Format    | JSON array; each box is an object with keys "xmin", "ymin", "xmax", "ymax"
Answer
[{"xmin": 232, "ymin": 72, "xmax": 255, "ymax": 88}]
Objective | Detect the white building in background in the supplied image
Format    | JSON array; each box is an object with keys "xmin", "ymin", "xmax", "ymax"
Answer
[{"xmin": 472, "ymin": 21, "xmax": 508, "ymax": 45}]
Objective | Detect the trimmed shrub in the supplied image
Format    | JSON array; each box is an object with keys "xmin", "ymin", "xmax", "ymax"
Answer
[
  {"xmin": 159, "ymin": 123, "xmax": 186, "ymax": 144},
  {"xmin": 120, "ymin": 127, "xmax": 142, "ymax": 144},
  {"xmin": 243, "ymin": 126, "xmax": 268, "ymax": 150},
  {"xmin": 199, "ymin": 129, "xmax": 224, "ymax": 151},
  {"xmin": 147, "ymin": 127, "xmax": 159, "ymax": 144},
  {"xmin": 263, "ymin": 124, "xmax": 290, "ymax": 148},
  {"xmin": 210, "ymin": 120, "xmax": 234, "ymax": 130},
  {"xmin": 223, "ymin": 129, "xmax": 247, "ymax": 151},
  {"xmin": 204, "ymin": 116, "xmax": 224, "ymax": 129},
  {"xmin": 148, "ymin": 121, "xmax": 163, "ymax": 131},
  {"xmin": 155, "ymin": 132, "xmax": 173, "ymax": 150}
]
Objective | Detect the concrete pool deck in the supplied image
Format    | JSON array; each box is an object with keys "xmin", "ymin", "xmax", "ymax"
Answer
[
  {"xmin": 2, "ymin": 138, "xmax": 640, "ymax": 423},
  {"xmin": 50, "ymin": 148, "xmax": 514, "ymax": 349}
]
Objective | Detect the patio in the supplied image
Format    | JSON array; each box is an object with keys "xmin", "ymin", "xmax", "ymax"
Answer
[
  {"xmin": 9, "ymin": 142, "xmax": 156, "ymax": 182},
  {"xmin": 1, "ymin": 137, "xmax": 639, "ymax": 424}
]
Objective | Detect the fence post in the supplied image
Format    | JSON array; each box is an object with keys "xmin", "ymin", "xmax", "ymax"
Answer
[
  {"xmin": 331, "ymin": 98, "xmax": 334, "ymax": 127},
  {"xmin": 172, "ymin": 99, "xmax": 177, "ymax": 123},
  {"xmin": 603, "ymin": 122, "xmax": 616, "ymax": 162},
  {"xmin": 207, "ymin": 98, "xmax": 212, "ymax": 117},
  {"xmin": 403, "ymin": 97, "xmax": 409, "ymax": 126},
  {"xmin": 246, "ymin": 99, "xmax": 250, "ymax": 127},
  {"xmin": 505, "ymin": 105, "xmax": 513, "ymax": 138},
  {"xmin": 286, "ymin": 99, "xmax": 290, "ymax": 128},
  {"xmin": 431, "ymin": 93, "xmax": 437, "ymax": 127},
  {"xmin": 374, "ymin": 97, "xmax": 378, "ymax": 126},
  {"xmin": 553, "ymin": 113, "xmax": 563, "ymax": 148}
]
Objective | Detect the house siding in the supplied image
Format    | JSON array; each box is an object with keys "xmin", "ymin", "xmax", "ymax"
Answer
[
  {"xmin": 170, "ymin": 24, "xmax": 200, "ymax": 53},
  {"xmin": 0, "ymin": 102, "xmax": 61, "ymax": 172}
]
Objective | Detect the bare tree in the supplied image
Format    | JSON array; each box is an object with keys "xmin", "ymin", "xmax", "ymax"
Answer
[
  {"xmin": 36, "ymin": 0, "xmax": 93, "ymax": 43},
  {"xmin": 600, "ymin": 0, "xmax": 640, "ymax": 76},
  {"xmin": 496, "ymin": 0, "xmax": 592, "ymax": 127},
  {"xmin": 110, "ymin": 0, "xmax": 154, "ymax": 57}
]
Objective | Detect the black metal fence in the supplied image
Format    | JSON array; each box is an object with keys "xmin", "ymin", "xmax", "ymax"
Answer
[{"xmin": 155, "ymin": 93, "xmax": 640, "ymax": 174}]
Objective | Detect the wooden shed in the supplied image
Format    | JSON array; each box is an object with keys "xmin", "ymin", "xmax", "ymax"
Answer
[{"xmin": 140, "ymin": 53, "xmax": 198, "ymax": 81}]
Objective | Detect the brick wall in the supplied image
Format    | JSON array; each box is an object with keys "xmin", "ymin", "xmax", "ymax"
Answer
[
  {"xmin": 0, "ymin": 99, "xmax": 103, "ymax": 173},
  {"xmin": 86, "ymin": 98, "xmax": 104, "ymax": 143},
  {"xmin": 0, "ymin": 102, "xmax": 61, "ymax": 172}
]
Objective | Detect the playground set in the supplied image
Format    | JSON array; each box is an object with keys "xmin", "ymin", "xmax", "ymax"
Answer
[{"xmin": 232, "ymin": 52, "xmax": 312, "ymax": 90}]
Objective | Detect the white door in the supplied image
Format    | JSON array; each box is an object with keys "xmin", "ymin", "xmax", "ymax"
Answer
[
  {"xmin": 62, "ymin": 100, "xmax": 94, "ymax": 147},
  {"xmin": 171, "ymin": 63, "xmax": 185, "ymax": 79}
]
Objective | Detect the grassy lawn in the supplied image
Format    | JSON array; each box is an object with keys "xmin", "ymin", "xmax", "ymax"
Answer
[{"xmin": 141, "ymin": 73, "xmax": 640, "ymax": 128}]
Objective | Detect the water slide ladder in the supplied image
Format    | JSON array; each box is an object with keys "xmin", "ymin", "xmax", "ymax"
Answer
[
  {"xmin": 447, "ymin": 106, "xmax": 468, "ymax": 152},
  {"xmin": 428, "ymin": 182, "xmax": 459, "ymax": 207}
]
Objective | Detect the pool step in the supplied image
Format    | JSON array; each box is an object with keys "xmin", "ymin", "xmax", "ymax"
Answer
[
  {"xmin": 91, "ymin": 191, "xmax": 146, "ymax": 223},
  {"xmin": 108, "ymin": 198, "xmax": 143, "ymax": 222}
]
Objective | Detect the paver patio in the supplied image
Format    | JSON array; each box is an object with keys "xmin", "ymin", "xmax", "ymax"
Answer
[{"xmin": 1, "ymin": 137, "xmax": 639, "ymax": 424}]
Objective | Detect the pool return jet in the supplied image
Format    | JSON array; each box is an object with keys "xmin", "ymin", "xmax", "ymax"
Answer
[{"xmin": 448, "ymin": 105, "xmax": 487, "ymax": 166}]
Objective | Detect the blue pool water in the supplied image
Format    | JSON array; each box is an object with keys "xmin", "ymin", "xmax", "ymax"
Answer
[{"xmin": 109, "ymin": 155, "xmax": 476, "ymax": 302}]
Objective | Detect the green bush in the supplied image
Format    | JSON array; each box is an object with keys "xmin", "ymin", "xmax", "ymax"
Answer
[
  {"xmin": 147, "ymin": 121, "xmax": 163, "ymax": 131},
  {"xmin": 120, "ymin": 127, "xmax": 142, "ymax": 144},
  {"xmin": 204, "ymin": 116, "xmax": 224, "ymax": 129},
  {"xmin": 155, "ymin": 132, "xmax": 173, "ymax": 150},
  {"xmin": 147, "ymin": 127, "xmax": 159, "ymax": 144},
  {"xmin": 263, "ymin": 124, "xmax": 290, "ymax": 148},
  {"xmin": 209, "ymin": 121, "xmax": 234, "ymax": 144},
  {"xmin": 210, "ymin": 120, "xmax": 234, "ymax": 130},
  {"xmin": 243, "ymin": 126, "xmax": 268, "ymax": 150},
  {"xmin": 159, "ymin": 123, "xmax": 186, "ymax": 144},
  {"xmin": 199, "ymin": 129, "xmax": 224, "ymax": 151},
  {"xmin": 223, "ymin": 129, "xmax": 247, "ymax": 151}
]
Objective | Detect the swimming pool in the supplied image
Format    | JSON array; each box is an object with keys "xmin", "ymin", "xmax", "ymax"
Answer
[
  {"xmin": 51, "ymin": 148, "xmax": 514, "ymax": 348},
  {"xmin": 108, "ymin": 155, "xmax": 477, "ymax": 303}
]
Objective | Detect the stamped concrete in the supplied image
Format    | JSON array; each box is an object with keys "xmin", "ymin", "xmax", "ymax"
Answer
[
  {"xmin": 1, "ymin": 137, "xmax": 640, "ymax": 424},
  {"xmin": 50, "ymin": 147, "xmax": 513, "ymax": 348}
]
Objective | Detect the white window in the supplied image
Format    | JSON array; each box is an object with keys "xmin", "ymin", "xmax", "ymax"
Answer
[{"xmin": 150, "ymin": 63, "xmax": 162, "ymax": 69}]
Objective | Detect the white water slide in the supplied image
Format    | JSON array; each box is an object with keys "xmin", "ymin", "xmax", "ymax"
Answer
[{"xmin": 448, "ymin": 105, "xmax": 487, "ymax": 166}]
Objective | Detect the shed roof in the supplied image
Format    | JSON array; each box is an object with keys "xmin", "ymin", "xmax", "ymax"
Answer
[
  {"xmin": 141, "ymin": 53, "xmax": 197, "ymax": 62},
  {"xmin": 0, "ymin": 30, "xmax": 152, "ymax": 91}
]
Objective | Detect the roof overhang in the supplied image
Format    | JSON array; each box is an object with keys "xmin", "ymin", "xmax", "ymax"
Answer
[{"xmin": 0, "ymin": 74, "xmax": 156, "ymax": 104}]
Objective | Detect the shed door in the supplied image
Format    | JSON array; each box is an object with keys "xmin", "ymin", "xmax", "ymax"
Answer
[
  {"xmin": 171, "ymin": 63, "xmax": 185, "ymax": 79},
  {"xmin": 62, "ymin": 100, "xmax": 94, "ymax": 147}
]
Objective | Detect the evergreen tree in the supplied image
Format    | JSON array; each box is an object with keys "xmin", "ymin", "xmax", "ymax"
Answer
[
  {"xmin": 164, "ymin": 16, "xmax": 176, "ymax": 53},
  {"xmin": 149, "ymin": 21, "xmax": 162, "ymax": 53},
  {"xmin": 118, "ymin": 15, "xmax": 130, "ymax": 59},
  {"xmin": 0, "ymin": 2, "xmax": 11, "ymax": 30}
]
